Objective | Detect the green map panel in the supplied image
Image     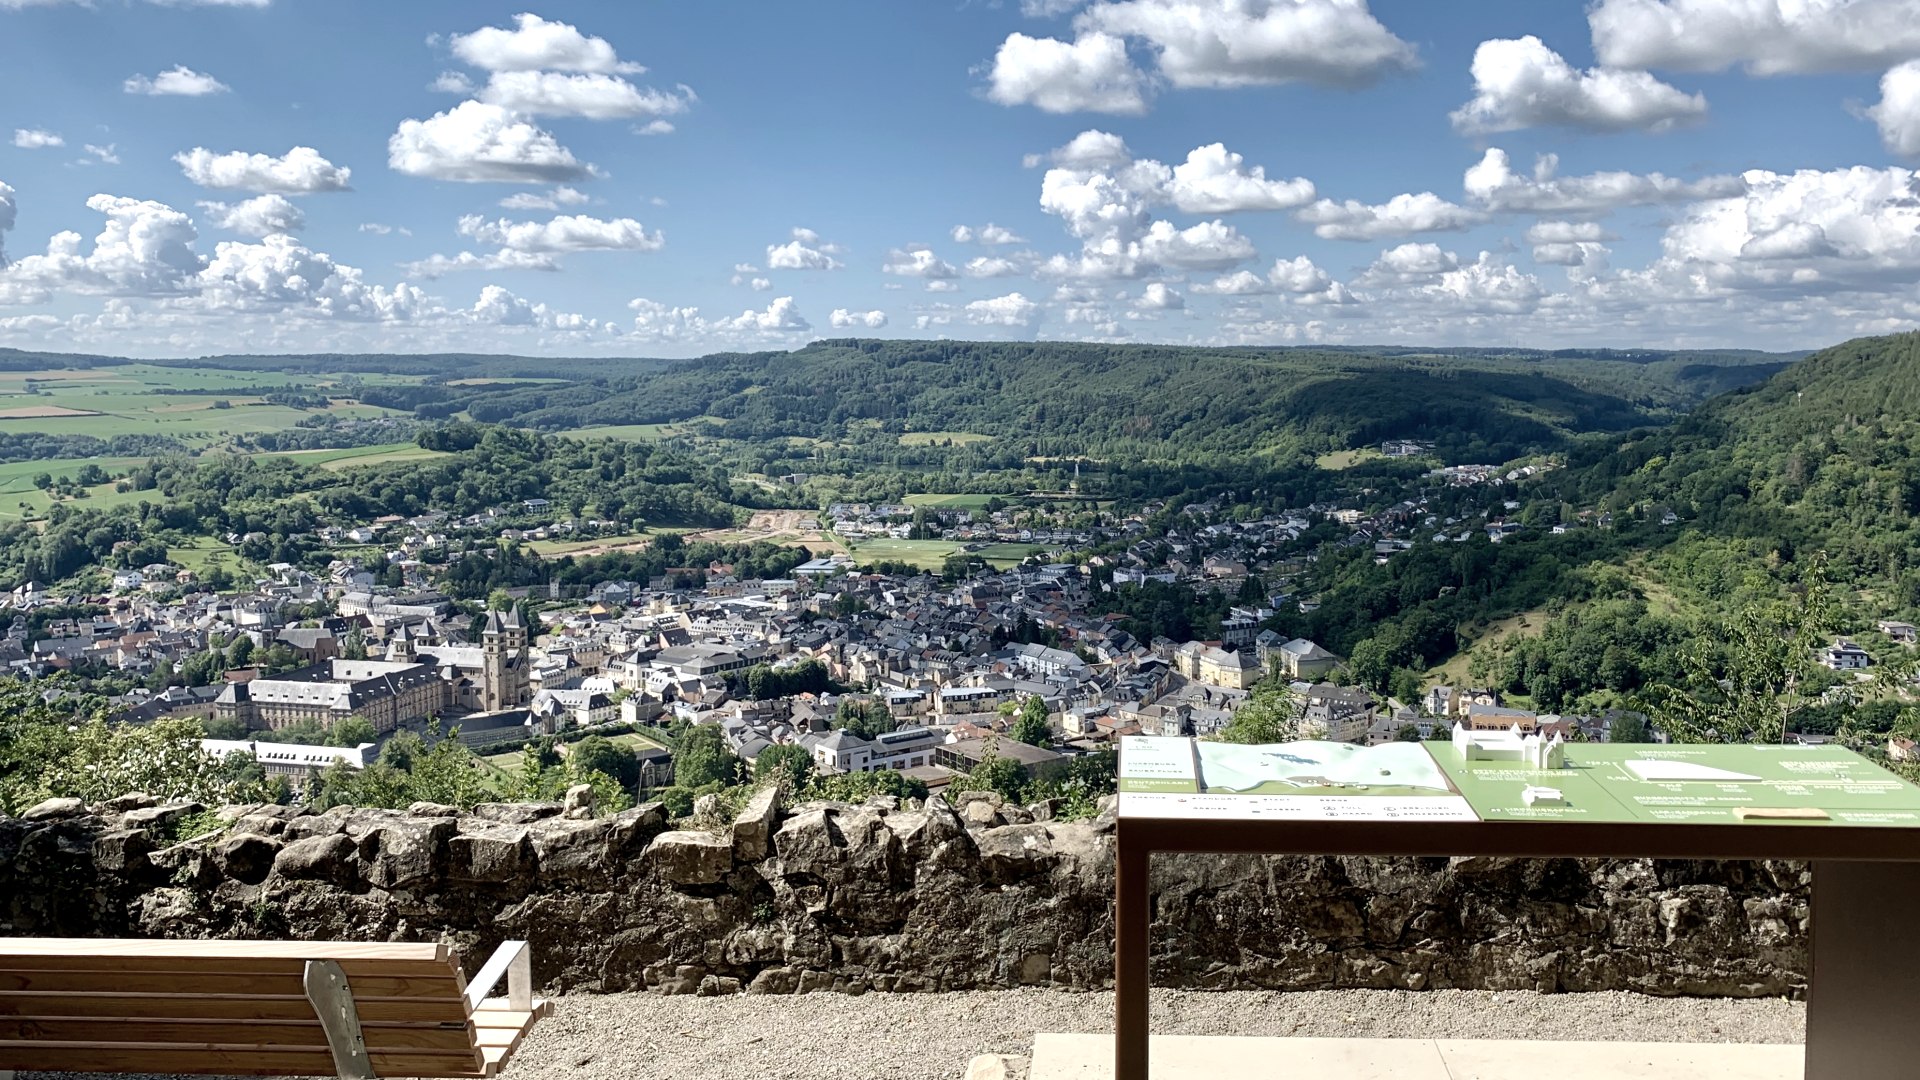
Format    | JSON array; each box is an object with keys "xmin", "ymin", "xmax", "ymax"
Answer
[{"xmin": 1429, "ymin": 742, "xmax": 1920, "ymax": 827}]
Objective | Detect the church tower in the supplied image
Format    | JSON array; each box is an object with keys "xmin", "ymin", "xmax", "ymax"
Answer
[
  {"xmin": 481, "ymin": 606, "xmax": 531, "ymax": 711},
  {"xmin": 385, "ymin": 623, "xmax": 416, "ymax": 664},
  {"xmin": 482, "ymin": 609, "xmax": 507, "ymax": 712}
]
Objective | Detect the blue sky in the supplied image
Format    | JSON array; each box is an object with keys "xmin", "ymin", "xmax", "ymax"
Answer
[{"xmin": 2, "ymin": 0, "xmax": 1919, "ymax": 357}]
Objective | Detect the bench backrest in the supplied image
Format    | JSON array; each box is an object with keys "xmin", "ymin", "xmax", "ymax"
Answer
[{"xmin": 0, "ymin": 939, "xmax": 501, "ymax": 1077}]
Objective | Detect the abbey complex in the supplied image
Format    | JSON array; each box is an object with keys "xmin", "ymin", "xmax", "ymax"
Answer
[{"xmin": 211, "ymin": 608, "xmax": 532, "ymax": 734}]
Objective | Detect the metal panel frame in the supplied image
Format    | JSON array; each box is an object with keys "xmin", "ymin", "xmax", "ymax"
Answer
[{"xmin": 303, "ymin": 959, "xmax": 374, "ymax": 1080}]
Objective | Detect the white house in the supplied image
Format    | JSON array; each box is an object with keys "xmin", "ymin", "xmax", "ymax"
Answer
[{"xmin": 1821, "ymin": 640, "xmax": 1872, "ymax": 671}]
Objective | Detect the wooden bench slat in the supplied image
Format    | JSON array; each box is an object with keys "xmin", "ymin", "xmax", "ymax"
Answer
[
  {"xmin": 0, "ymin": 970, "xmax": 460, "ymax": 998},
  {"xmin": 0, "ymin": 1040, "xmax": 483, "ymax": 1077},
  {"xmin": 0, "ymin": 954, "xmax": 463, "ymax": 979},
  {"xmin": 0, "ymin": 939, "xmax": 544, "ymax": 1077},
  {"xmin": 0, "ymin": 938, "xmax": 447, "ymax": 963},
  {"xmin": 0, "ymin": 1015, "xmax": 481, "ymax": 1051},
  {"xmin": 0, "ymin": 990, "xmax": 472, "ymax": 1023}
]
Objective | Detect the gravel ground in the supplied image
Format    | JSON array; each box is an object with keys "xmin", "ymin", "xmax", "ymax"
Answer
[{"xmin": 20, "ymin": 988, "xmax": 1803, "ymax": 1080}]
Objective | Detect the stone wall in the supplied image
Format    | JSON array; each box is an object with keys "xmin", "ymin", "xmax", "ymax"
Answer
[{"xmin": 0, "ymin": 789, "xmax": 1809, "ymax": 997}]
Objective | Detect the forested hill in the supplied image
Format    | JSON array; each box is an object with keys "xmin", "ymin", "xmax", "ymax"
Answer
[
  {"xmin": 415, "ymin": 340, "xmax": 1794, "ymax": 466},
  {"xmin": 0, "ymin": 348, "xmax": 671, "ymax": 381},
  {"xmin": 1553, "ymin": 332, "xmax": 1920, "ymax": 600}
]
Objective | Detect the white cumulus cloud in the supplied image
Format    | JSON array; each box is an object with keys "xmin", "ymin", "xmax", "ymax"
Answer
[
  {"xmin": 388, "ymin": 101, "xmax": 594, "ymax": 183},
  {"xmin": 1133, "ymin": 282, "xmax": 1184, "ymax": 309},
  {"xmin": 13, "ymin": 129, "xmax": 63, "ymax": 149},
  {"xmin": 456, "ymin": 212, "xmax": 663, "ymax": 254},
  {"xmin": 1079, "ymin": 0, "xmax": 1418, "ymax": 89},
  {"xmin": 728, "ymin": 296, "xmax": 811, "ymax": 333},
  {"xmin": 0, "ymin": 193, "xmax": 204, "ymax": 304},
  {"xmin": 1869, "ymin": 60, "xmax": 1920, "ymax": 156},
  {"xmin": 197, "ymin": 194, "xmax": 304, "ymax": 237},
  {"xmin": 830, "ymin": 308, "xmax": 889, "ymax": 329},
  {"xmin": 125, "ymin": 65, "xmax": 230, "ymax": 96},
  {"xmin": 966, "ymin": 291, "xmax": 1043, "ymax": 326},
  {"xmin": 766, "ymin": 227, "xmax": 845, "ymax": 271},
  {"xmin": 952, "ymin": 223, "xmax": 1028, "ymax": 245},
  {"xmin": 1589, "ymin": 0, "xmax": 1920, "ymax": 75},
  {"xmin": 883, "ymin": 247, "xmax": 959, "ymax": 279},
  {"xmin": 1463, "ymin": 147, "xmax": 1744, "ymax": 213},
  {"xmin": 478, "ymin": 71, "xmax": 694, "ymax": 120},
  {"xmin": 1297, "ymin": 191, "xmax": 1484, "ymax": 240},
  {"xmin": 175, "ymin": 146, "xmax": 351, "ymax": 193},
  {"xmin": 450, "ymin": 12, "xmax": 642, "ymax": 74},
  {"xmin": 1451, "ymin": 36, "xmax": 1706, "ymax": 134},
  {"xmin": 1167, "ymin": 143, "xmax": 1316, "ymax": 213},
  {"xmin": 499, "ymin": 186, "xmax": 591, "ymax": 211},
  {"xmin": 986, "ymin": 31, "xmax": 1149, "ymax": 114}
]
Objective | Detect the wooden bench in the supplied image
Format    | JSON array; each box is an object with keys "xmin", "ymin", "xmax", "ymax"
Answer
[{"xmin": 0, "ymin": 938, "xmax": 549, "ymax": 1078}]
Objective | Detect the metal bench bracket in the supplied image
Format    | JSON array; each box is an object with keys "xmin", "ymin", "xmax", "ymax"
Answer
[
  {"xmin": 464, "ymin": 939, "xmax": 532, "ymax": 1012},
  {"xmin": 304, "ymin": 959, "xmax": 375, "ymax": 1080}
]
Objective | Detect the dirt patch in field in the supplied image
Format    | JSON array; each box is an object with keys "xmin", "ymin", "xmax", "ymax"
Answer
[
  {"xmin": 0, "ymin": 405, "xmax": 103, "ymax": 419},
  {"xmin": 691, "ymin": 509, "xmax": 840, "ymax": 552}
]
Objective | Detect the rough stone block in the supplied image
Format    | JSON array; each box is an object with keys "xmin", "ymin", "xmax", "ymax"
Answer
[
  {"xmin": 473, "ymin": 802, "xmax": 563, "ymax": 824},
  {"xmin": 359, "ymin": 817, "xmax": 455, "ymax": 891},
  {"xmin": 91, "ymin": 827, "xmax": 156, "ymax": 875},
  {"xmin": 447, "ymin": 829, "xmax": 531, "ymax": 883},
  {"xmin": 732, "ymin": 785, "xmax": 780, "ymax": 862},
  {"xmin": 976, "ymin": 823, "xmax": 1055, "ymax": 884},
  {"xmin": 213, "ymin": 832, "xmax": 281, "ymax": 885},
  {"xmin": 21, "ymin": 797, "xmax": 85, "ymax": 822},
  {"xmin": 646, "ymin": 830, "xmax": 733, "ymax": 885},
  {"xmin": 272, "ymin": 833, "xmax": 356, "ymax": 882},
  {"xmin": 121, "ymin": 803, "xmax": 205, "ymax": 833}
]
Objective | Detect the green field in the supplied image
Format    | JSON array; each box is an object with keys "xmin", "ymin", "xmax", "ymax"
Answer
[
  {"xmin": 903, "ymin": 493, "xmax": 1006, "ymax": 510},
  {"xmin": 843, "ymin": 537, "xmax": 1046, "ymax": 570},
  {"xmin": 555, "ymin": 418, "xmax": 720, "ymax": 442},
  {"xmin": 1315, "ymin": 448, "xmax": 1385, "ymax": 470},
  {"xmin": 899, "ymin": 431, "xmax": 993, "ymax": 446},
  {"xmin": 0, "ymin": 365, "xmax": 414, "ymax": 447},
  {"xmin": 527, "ymin": 532, "xmax": 657, "ymax": 557},
  {"xmin": 0, "ymin": 457, "xmax": 157, "ymax": 520},
  {"xmin": 166, "ymin": 538, "xmax": 240, "ymax": 573},
  {"xmin": 264, "ymin": 444, "xmax": 450, "ymax": 470}
]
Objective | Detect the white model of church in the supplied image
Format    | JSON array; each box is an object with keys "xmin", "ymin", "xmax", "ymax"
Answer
[{"xmin": 1453, "ymin": 722, "xmax": 1566, "ymax": 769}]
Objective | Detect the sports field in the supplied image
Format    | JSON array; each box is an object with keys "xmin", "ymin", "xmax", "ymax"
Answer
[
  {"xmin": 903, "ymin": 493, "xmax": 1007, "ymax": 510},
  {"xmin": 841, "ymin": 537, "xmax": 1045, "ymax": 570}
]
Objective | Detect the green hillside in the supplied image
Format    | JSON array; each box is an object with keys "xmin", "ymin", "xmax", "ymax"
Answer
[
  {"xmin": 1554, "ymin": 332, "xmax": 1920, "ymax": 599},
  {"xmin": 435, "ymin": 339, "xmax": 1793, "ymax": 467}
]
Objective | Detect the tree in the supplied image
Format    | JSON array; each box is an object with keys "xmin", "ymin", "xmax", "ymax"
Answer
[
  {"xmin": 1394, "ymin": 723, "xmax": 1423, "ymax": 742},
  {"xmin": 1648, "ymin": 556, "xmax": 1841, "ymax": 744},
  {"xmin": 1213, "ymin": 685, "xmax": 1301, "ymax": 745},
  {"xmin": 1011, "ymin": 695, "xmax": 1051, "ymax": 746},
  {"xmin": 570, "ymin": 734, "xmax": 639, "ymax": 789},
  {"xmin": 836, "ymin": 699, "xmax": 895, "ymax": 740},
  {"xmin": 946, "ymin": 738, "xmax": 1027, "ymax": 803},
  {"xmin": 1608, "ymin": 712, "xmax": 1653, "ymax": 744},
  {"xmin": 754, "ymin": 743, "xmax": 814, "ymax": 790},
  {"xmin": 379, "ymin": 729, "xmax": 425, "ymax": 772},
  {"xmin": 329, "ymin": 715, "xmax": 377, "ymax": 747},
  {"xmin": 674, "ymin": 723, "xmax": 737, "ymax": 788}
]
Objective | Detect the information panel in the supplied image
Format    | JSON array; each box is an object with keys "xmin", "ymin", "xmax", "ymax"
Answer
[{"xmin": 1117, "ymin": 734, "xmax": 1920, "ymax": 826}]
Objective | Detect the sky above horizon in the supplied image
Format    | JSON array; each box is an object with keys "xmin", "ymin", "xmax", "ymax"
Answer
[{"xmin": 2, "ymin": 0, "xmax": 1920, "ymax": 359}]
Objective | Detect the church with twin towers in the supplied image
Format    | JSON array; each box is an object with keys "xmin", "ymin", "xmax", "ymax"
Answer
[{"xmin": 212, "ymin": 607, "xmax": 532, "ymax": 734}]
